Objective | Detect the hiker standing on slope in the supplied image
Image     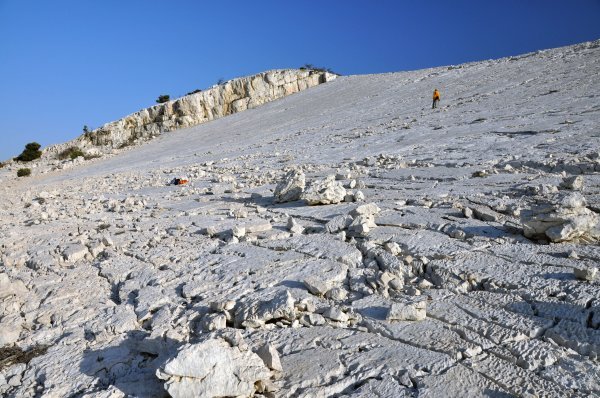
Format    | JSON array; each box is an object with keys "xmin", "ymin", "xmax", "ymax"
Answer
[{"xmin": 432, "ymin": 89, "xmax": 440, "ymax": 109}]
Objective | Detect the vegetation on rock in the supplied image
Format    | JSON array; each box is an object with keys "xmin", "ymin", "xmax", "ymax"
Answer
[
  {"xmin": 17, "ymin": 168, "xmax": 31, "ymax": 177},
  {"xmin": 57, "ymin": 146, "xmax": 85, "ymax": 160},
  {"xmin": 15, "ymin": 142, "xmax": 42, "ymax": 162},
  {"xmin": 300, "ymin": 64, "xmax": 339, "ymax": 75}
]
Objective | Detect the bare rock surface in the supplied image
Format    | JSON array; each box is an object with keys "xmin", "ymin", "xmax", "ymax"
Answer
[{"xmin": 1, "ymin": 40, "xmax": 600, "ymax": 397}]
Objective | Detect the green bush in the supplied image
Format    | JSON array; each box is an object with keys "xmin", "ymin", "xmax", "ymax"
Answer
[
  {"xmin": 186, "ymin": 89, "xmax": 202, "ymax": 95},
  {"xmin": 156, "ymin": 94, "xmax": 170, "ymax": 104},
  {"xmin": 17, "ymin": 168, "xmax": 31, "ymax": 177},
  {"xmin": 16, "ymin": 142, "xmax": 42, "ymax": 162},
  {"xmin": 0, "ymin": 162, "xmax": 5, "ymax": 169},
  {"xmin": 57, "ymin": 146, "xmax": 85, "ymax": 160}
]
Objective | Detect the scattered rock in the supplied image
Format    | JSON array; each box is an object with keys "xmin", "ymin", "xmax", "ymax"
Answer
[
  {"xmin": 384, "ymin": 242, "xmax": 402, "ymax": 256},
  {"xmin": 521, "ymin": 192, "xmax": 600, "ymax": 242}
]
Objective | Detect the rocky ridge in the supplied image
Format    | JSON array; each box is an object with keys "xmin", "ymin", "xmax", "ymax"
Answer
[
  {"xmin": 0, "ymin": 40, "xmax": 600, "ymax": 397},
  {"xmin": 42, "ymin": 69, "xmax": 336, "ymax": 159}
]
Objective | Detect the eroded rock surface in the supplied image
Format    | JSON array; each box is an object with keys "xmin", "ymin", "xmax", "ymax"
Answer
[{"xmin": 1, "ymin": 40, "xmax": 599, "ymax": 397}]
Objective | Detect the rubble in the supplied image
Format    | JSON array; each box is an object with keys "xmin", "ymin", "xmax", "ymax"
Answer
[{"xmin": 521, "ymin": 192, "xmax": 600, "ymax": 242}]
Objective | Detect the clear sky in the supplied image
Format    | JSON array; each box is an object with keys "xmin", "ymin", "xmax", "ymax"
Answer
[{"xmin": 1, "ymin": 0, "xmax": 599, "ymax": 161}]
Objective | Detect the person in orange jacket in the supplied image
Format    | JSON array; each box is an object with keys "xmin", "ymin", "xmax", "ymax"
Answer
[{"xmin": 432, "ymin": 89, "xmax": 440, "ymax": 109}]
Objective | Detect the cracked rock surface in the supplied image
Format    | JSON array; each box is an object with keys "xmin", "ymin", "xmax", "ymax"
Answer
[{"xmin": 1, "ymin": 40, "xmax": 600, "ymax": 397}]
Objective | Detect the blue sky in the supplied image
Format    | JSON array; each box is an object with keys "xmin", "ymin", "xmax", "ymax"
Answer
[{"xmin": 1, "ymin": 1, "xmax": 599, "ymax": 161}]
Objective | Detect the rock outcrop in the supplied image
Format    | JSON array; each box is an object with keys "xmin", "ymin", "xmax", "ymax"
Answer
[{"xmin": 45, "ymin": 69, "xmax": 336, "ymax": 157}]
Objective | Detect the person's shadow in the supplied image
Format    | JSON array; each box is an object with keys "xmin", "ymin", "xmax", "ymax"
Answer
[{"xmin": 79, "ymin": 330, "xmax": 181, "ymax": 397}]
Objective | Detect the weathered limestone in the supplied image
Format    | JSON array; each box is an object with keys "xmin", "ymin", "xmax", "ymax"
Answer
[
  {"xmin": 0, "ymin": 274, "xmax": 28, "ymax": 298},
  {"xmin": 1, "ymin": 41, "xmax": 600, "ymax": 398},
  {"xmin": 302, "ymin": 175, "xmax": 347, "ymax": 205},
  {"xmin": 255, "ymin": 344, "xmax": 283, "ymax": 372},
  {"xmin": 521, "ymin": 192, "xmax": 600, "ymax": 242},
  {"xmin": 274, "ymin": 169, "xmax": 306, "ymax": 203},
  {"xmin": 234, "ymin": 290, "xmax": 296, "ymax": 328},
  {"xmin": 156, "ymin": 339, "xmax": 273, "ymax": 398},
  {"xmin": 386, "ymin": 299, "xmax": 427, "ymax": 321},
  {"xmin": 44, "ymin": 69, "xmax": 336, "ymax": 156},
  {"xmin": 61, "ymin": 243, "xmax": 89, "ymax": 263}
]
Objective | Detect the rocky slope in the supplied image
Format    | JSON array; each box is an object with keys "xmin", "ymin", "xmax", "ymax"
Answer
[
  {"xmin": 43, "ymin": 68, "xmax": 336, "ymax": 158},
  {"xmin": 0, "ymin": 40, "xmax": 599, "ymax": 397}
]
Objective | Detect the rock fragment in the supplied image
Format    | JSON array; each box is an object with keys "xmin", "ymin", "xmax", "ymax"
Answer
[
  {"xmin": 255, "ymin": 344, "xmax": 283, "ymax": 372},
  {"xmin": 521, "ymin": 192, "xmax": 600, "ymax": 242},
  {"xmin": 199, "ymin": 313, "xmax": 227, "ymax": 331},
  {"xmin": 574, "ymin": 266, "xmax": 598, "ymax": 281},
  {"xmin": 302, "ymin": 175, "xmax": 347, "ymax": 205},
  {"xmin": 386, "ymin": 300, "xmax": 427, "ymax": 321},
  {"xmin": 303, "ymin": 277, "xmax": 331, "ymax": 296},
  {"xmin": 157, "ymin": 339, "xmax": 273, "ymax": 398},
  {"xmin": 286, "ymin": 216, "xmax": 304, "ymax": 234},
  {"xmin": 232, "ymin": 225, "xmax": 246, "ymax": 238},
  {"xmin": 560, "ymin": 175, "xmax": 584, "ymax": 191},
  {"xmin": 235, "ymin": 290, "xmax": 296, "ymax": 328},
  {"xmin": 274, "ymin": 169, "xmax": 305, "ymax": 203},
  {"xmin": 0, "ymin": 322, "xmax": 22, "ymax": 345},
  {"xmin": 323, "ymin": 306, "xmax": 349, "ymax": 322},
  {"xmin": 325, "ymin": 214, "xmax": 354, "ymax": 233},
  {"xmin": 62, "ymin": 244, "xmax": 89, "ymax": 263}
]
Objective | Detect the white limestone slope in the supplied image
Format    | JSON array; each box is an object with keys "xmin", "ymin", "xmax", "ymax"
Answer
[{"xmin": 0, "ymin": 40, "xmax": 599, "ymax": 397}]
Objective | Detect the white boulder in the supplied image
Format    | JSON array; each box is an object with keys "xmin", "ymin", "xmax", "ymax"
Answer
[
  {"xmin": 302, "ymin": 175, "xmax": 347, "ymax": 205},
  {"xmin": 274, "ymin": 169, "xmax": 305, "ymax": 203},
  {"xmin": 157, "ymin": 339, "xmax": 272, "ymax": 398},
  {"xmin": 386, "ymin": 300, "xmax": 427, "ymax": 321}
]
